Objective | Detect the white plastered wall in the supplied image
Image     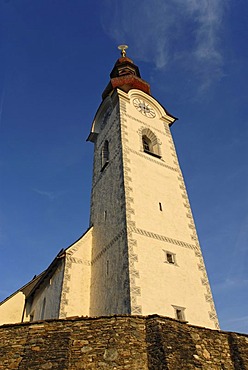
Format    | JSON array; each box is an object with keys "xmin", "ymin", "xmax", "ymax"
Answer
[
  {"xmin": 59, "ymin": 227, "xmax": 92, "ymax": 318},
  {"xmin": 133, "ymin": 234, "xmax": 214, "ymax": 328},
  {"xmin": 24, "ymin": 262, "xmax": 65, "ymax": 321},
  {"xmin": 118, "ymin": 89, "xmax": 219, "ymax": 329},
  {"xmin": 0, "ymin": 292, "xmax": 25, "ymax": 325}
]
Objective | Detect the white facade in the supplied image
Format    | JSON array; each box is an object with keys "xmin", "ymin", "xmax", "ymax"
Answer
[
  {"xmin": 88, "ymin": 87, "xmax": 219, "ymax": 329},
  {"xmin": 0, "ymin": 292, "xmax": 25, "ymax": 325},
  {"xmin": 0, "ymin": 54, "xmax": 219, "ymax": 330}
]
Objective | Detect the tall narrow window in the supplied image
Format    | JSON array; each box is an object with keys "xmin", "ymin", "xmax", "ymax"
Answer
[
  {"xmin": 41, "ymin": 297, "xmax": 46, "ymax": 320},
  {"xmin": 101, "ymin": 140, "xmax": 109, "ymax": 171},
  {"xmin": 159, "ymin": 202, "xmax": 163, "ymax": 211}
]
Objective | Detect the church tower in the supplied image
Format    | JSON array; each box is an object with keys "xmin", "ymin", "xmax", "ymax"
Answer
[
  {"xmin": 88, "ymin": 46, "xmax": 219, "ymax": 330},
  {"xmin": 0, "ymin": 46, "xmax": 219, "ymax": 330}
]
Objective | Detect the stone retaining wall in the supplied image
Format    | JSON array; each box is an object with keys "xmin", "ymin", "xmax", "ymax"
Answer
[{"xmin": 0, "ymin": 315, "xmax": 247, "ymax": 369}]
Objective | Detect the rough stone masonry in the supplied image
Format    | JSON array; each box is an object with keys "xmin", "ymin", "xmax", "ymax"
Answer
[{"xmin": 0, "ymin": 315, "xmax": 248, "ymax": 369}]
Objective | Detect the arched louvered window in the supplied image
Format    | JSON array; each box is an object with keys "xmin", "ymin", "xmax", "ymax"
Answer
[
  {"xmin": 101, "ymin": 140, "xmax": 109, "ymax": 171},
  {"xmin": 142, "ymin": 135, "xmax": 152, "ymax": 152},
  {"xmin": 141, "ymin": 129, "xmax": 161, "ymax": 158}
]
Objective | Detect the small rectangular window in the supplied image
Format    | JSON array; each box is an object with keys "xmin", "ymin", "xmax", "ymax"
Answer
[
  {"xmin": 163, "ymin": 250, "xmax": 176, "ymax": 265},
  {"xmin": 176, "ymin": 309, "xmax": 184, "ymax": 321},
  {"xmin": 172, "ymin": 306, "xmax": 186, "ymax": 321},
  {"xmin": 167, "ymin": 253, "xmax": 174, "ymax": 264},
  {"xmin": 106, "ymin": 260, "xmax": 109, "ymax": 275},
  {"xmin": 104, "ymin": 210, "xmax": 107, "ymax": 221},
  {"xmin": 159, "ymin": 202, "xmax": 163, "ymax": 211}
]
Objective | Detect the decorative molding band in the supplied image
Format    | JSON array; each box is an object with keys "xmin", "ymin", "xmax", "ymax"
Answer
[
  {"xmin": 176, "ymin": 170, "xmax": 219, "ymax": 327},
  {"xmin": 91, "ymin": 229, "xmax": 126, "ymax": 265},
  {"xmin": 126, "ymin": 147, "xmax": 179, "ymax": 173},
  {"xmin": 125, "ymin": 113, "xmax": 166, "ymax": 136},
  {"xmin": 198, "ymin": 264, "xmax": 205, "ymax": 271},
  {"xmin": 205, "ymin": 294, "xmax": 213, "ymax": 302},
  {"xmin": 59, "ymin": 259, "xmax": 71, "ymax": 319},
  {"xmin": 92, "ymin": 150, "xmax": 120, "ymax": 190},
  {"xmin": 163, "ymin": 122, "xmax": 172, "ymax": 135},
  {"xmin": 120, "ymin": 115, "xmax": 142, "ymax": 314},
  {"xmin": 66, "ymin": 256, "xmax": 91, "ymax": 266},
  {"xmin": 128, "ymin": 225, "xmax": 198, "ymax": 251},
  {"xmin": 119, "ymin": 100, "xmax": 127, "ymax": 113},
  {"xmin": 163, "ymin": 123, "xmax": 181, "ymax": 170},
  {"xmin": 194, "ymin": 250, "xmax": 202, "ymax": 258},
  {"xmin": 209, "ymin": 311, "xmax": 220, "ymax": 329},
  {"xmin": 128, "ymin": 236, "xmax": 142, "ymax": 315}
]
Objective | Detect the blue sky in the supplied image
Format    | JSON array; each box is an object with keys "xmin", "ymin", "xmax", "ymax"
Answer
[{"xmin": 0, "ymin": 0, "xmax": 247, "ymax": 333}]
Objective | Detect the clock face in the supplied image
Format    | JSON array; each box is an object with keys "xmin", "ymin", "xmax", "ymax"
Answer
[{"xmin": 133, "ymin": 98, "xmax": 156, "ymax": 118}]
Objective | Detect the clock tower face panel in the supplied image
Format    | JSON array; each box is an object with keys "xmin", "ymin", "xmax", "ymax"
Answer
[{"xmin": 133, "ymin": 98, "xmax": 156, "ymax": 118}]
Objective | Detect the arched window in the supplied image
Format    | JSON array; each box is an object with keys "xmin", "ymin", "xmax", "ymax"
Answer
[
  {"xmin": 101, "ymin": 140, "xmax": 109, "ymax": 171},
  {"xmin": 141, "ymin": 129, "xmax": 161, "ymax": 158},
  {"xmin": 142, "ymin": 135, "xmax": 152, "ymax": 152}
]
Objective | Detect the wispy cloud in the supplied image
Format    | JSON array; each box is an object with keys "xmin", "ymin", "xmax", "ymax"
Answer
[
  {"xmin": 223, "ymin": 315, "xmax": 248, "ymax": 325},
  {"xmin": 214, "ymin": 277, "xmax": 248, "ymax": 293},
  {"xmin": 32, "ymin": 188, "xmax": 65, "ymax": 201},
  {"xmin": 102, "ymin": 0, "xmax": 174, "ymax": 68},
  {"xmin": 101, "ymin": 0, "xmax": 228, "ymax": 87},
  {"xmin": 221, "ymin": 314, "xmax": 248, "ymax": 333},
  {"xmin": 226, "ymin": 213, "xmax": 248, "ymax": 280}
]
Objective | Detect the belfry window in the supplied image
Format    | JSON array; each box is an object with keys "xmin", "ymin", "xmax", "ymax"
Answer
[
  {"xmin": 101, "ymin": 140, "xmax": 109, "ymax": 171},
  {"xmin": 142, "ymin": 135, "xmax": 152, "ymax": 152},
  {"xmin": 141, "ymin": 129, "xmax": 161, "ymax": 158}
]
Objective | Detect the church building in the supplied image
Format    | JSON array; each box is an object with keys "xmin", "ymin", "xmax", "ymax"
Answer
[{"xmin": 0, "ymin": 46, "xmax": 219, "ymax": 330}]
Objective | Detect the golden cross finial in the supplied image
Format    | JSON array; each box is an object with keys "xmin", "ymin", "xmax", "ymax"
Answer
[{"xmin": 118, "ymin": 44, "xmax": 128, "ymax": 57}]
